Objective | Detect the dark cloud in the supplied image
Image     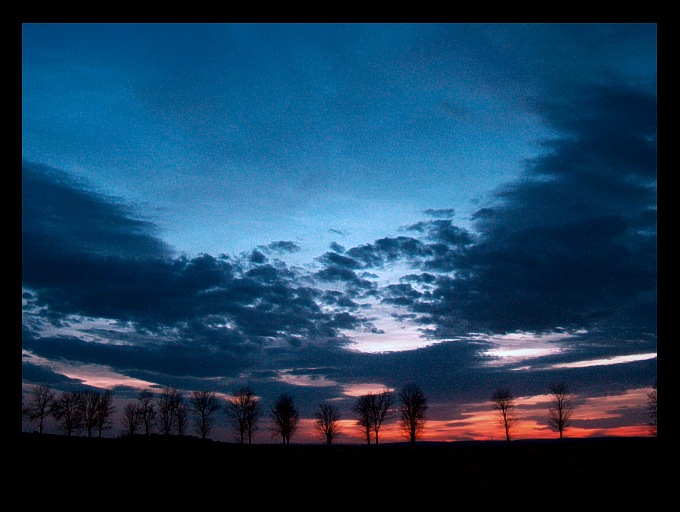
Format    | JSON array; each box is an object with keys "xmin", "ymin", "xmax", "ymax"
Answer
[
  {"xmin": 22, "ymin": 161, "xmax": 173, "ymax": 261},
  {"xmin": 22, "ymin": 165, "xmax": 380, "ymax": 369},
  {"xmin": 315, "ymin": 251, "xmax": 362, "ymax": 270},
  {"xmin": 530, "ymin": 83, "xmax": 656, "ymax": 179},
  {"xmin": 381, "ymin": 283, "xmax": 423, "ymax": 307},
  {"xmin": 313, "ymin": 267, "xmax": 374, "ymax": 290},
  {"xmin": 329, "ymin": 242, "xmax": 346, "ymax": 253},
  {"xmin": 397, "ymin": 221, "xmax": 475, "ymax": 272},
  {"xmin": 328, "ymin": 312, "xmax": 364, "ymax": 330},
  {"xmin": 245, "ymin": 264, "xmax": 281, "ymax": 283},
  {"xmin": 22, "ymin": 361, "xmax": 81, "ymax": 387},
  {"xmin": 423, "ymin": 208, "xmax": 455, "ymax": 218},
  {"xmin": 403, "ymin": 82, "xmax": 656, "ymax": 338},
  {"xmin": 329, "ymin": 228, "xmax": 348, "ymax": 237},
  {"xmin": 22, "ymin": 333, "xmax": 249, "ymax": 379},
  {"xmin": 320, "ymin": 290, "xmax": 360, "ymax": 309},
  {"xmin": 249, "ymin": 249, "xmax": 268, "ymax": 264},
  {"xmin": 266, "ymin": 240, "xmax": 301, "ymax": 253},
  {"xmin": 345, "ymin": 236, "xmax": 429, "ymax": 268},
  {"xmin": 405, "ymin": 220, "xmax": 474, "ymax": 246}
]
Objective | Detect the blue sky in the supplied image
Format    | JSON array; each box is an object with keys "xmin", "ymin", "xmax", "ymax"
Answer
[{"xmin": 22, "ymin": 23, "xmax": 657, "ymax": 442}]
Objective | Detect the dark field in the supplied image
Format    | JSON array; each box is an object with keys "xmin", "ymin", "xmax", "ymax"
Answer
[{"xmin": 21, "ymin": 433, "xmax": 657, "ymax": 493}]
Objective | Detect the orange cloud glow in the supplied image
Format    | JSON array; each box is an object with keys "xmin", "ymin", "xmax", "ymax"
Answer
[
  {"xmin": 341, "ymin": 383, "xmax": 395, "ymax": 397},
  {"xmin": 23, "ymin": 350, "xmax": 156, "ymax": 390}
]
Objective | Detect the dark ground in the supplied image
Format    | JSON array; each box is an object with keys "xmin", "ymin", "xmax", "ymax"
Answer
[{"xmin": 20, "ymin": 433, "xmax": 658, "ymax": 495}]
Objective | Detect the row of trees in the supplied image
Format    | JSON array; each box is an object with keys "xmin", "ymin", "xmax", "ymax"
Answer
[
  {"xmin": 491, "ymin": 383, "xmax": 573, "ymax": 443},
  {"xmin": 349, "ymin": 383, "xmax": 428, "ymax": 445},
  {"xmin": 23, "ymin": 380, "xmax": 658, "ymax": 443},
  {"xmin": 491, "ymin": 380, "xmax": 659, "ymax": 442},
  {"xmin": 22, "ymin": 382, "xmax": 428, "ymax": 444},
  {"xmin": 120, "ymin": 384, "xmax": 428, "ymax": 445},
  {"xmin": 22, "ymin": 386, "xmax": 115, "ymax": 437}
]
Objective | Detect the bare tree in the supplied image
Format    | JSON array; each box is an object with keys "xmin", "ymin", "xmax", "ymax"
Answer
[
  {"xmin": 136, "ymin": 389, "xmax": 156, "ymax": 436},
  {"xmin": 647, "ymin": 380, "xmax": 657, "ymax": 437},
  {"xmin": 191, "ymin": 390, "xmax": 221, "ymax": 440},
  {"xmin": 270, "ymin": 393, "xmax": 299, "ymax": 445},
  {"xmin": 121, "ymin": 402, "xmax": 139, "ymax": 436},
  {"xmin": 492, "ymin": 387, "xmax": 516, "ymax": 442},
  {"xmin": 79, "ymin": 390, "xmax": 102, "ymax": 437},
  {"xmin": 352, "ymin": 394, "xmax": 374, "ymax": 445},
  {"xmin": 25, "ymin": 385, "xmax": 55, "ymax": 434},
  {"xmin": 548, "ymin": 382, "xmax": 573, "ymax": 441},
  {"xmin": 244, "ymin": 390, "xmax": 261, "ymax": 445},
  {"xmin": 175, "ymin": 392, "xmax": 189, "ymax": 436},
  {"xmin": 51, "ymin": 390, "xmax": 83, "ymax": 436},
  {"xmin": 371, "ymin": 390, "xmax": 394, "ymax": 445},
  {"xmin": 314, "ymin": 402, "xmax": 341, "ymax": 445},
  {"xmin": 353, "ymin": 390, "xmax": 394, "ymax": 445},
  {"xmin": 95, "ymin": 389, "xmax": 115, "ymax": 438},
  {"xmin": 226, "ymin": 386, "xmax": 261, "ymax": 444},
  {"xmin": 157, "ymin": 387, "xmax": 179, "ymax": 436},
  {"xmin": 399, "ymin": 383, "xmax": 428, "ymax": 445}
]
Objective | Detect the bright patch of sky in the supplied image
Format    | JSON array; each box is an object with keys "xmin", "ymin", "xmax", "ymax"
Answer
[
  {"xmin": 479, "ymin": 330, "xmax": 575, "ymax": 365},
  {"xmin": 346, "ymin": 303, "xmax": 436, "ymax": 353},
  {"xmin": 341, "ymin": 383, "xmax": 394, "ymax": 397},
  {"xmin": 550, "ymin": 353, "xmax": 657, "ymax": 369}
]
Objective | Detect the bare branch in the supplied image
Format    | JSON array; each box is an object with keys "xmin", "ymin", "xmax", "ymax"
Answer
[
  {"xmin": 548, "ymin": 382, "xmax": 573, "ymax": 441},
  {"xmin": 225, "ymin": 386, "xmax": 261, "ymax": 444},
  {"xmin": 190, "ymin": 390, "xmax": 221, "ymax": 440},
  {"xmin": 270, "ymin": 393, "xmax": 299, "ymax": 445},
  {"xmin": 399, "ymin": 383, "xmax": 428, "ymax": 445},
  {"xmin": 491, "ymin": 387, "xmax": 517, "ymax": 442},
  {"xmin": 25, "ymin": 385, "xmax": 55, "ymax": 434},
  {"xmin": 314, "ymin": 402, "xmax": 342, "ymax": 445}
]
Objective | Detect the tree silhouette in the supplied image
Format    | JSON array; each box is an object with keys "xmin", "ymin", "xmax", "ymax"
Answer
[
  {"xmin": 352, "ymin": 390, "xmax": 394, "ymax": 445},
  {"xmin": 157, "ymin": 387, "xmax": 179, "ymax": 436},
  {"xmin": 491, "ymin": 388, "xmax": 516, "ymax": 442},
  {"xmin": 191, "ymin": 390, "xmax": 221, "ymax": 440},
  {"xmin": 95, "ymin": 389, "xmax": 115, "ymax": 438},
  {"xmin": 136, "ymin": 389, "xmax": 156, "ymax": 436},
  {"xmin": 25, "ymin": 385, "xmax": 55, "ymax": 434},
  {"xmin": 226, "ymin": 386, "xmax": 261, "ymax": 444},
  {"xmin": 371, "ymin": 390, "xmax": 394, "ymax": 445},
  {"xmin": 352, "ymin": 394, "xmax": 373, "ymax": 445},
  {"xmin": 548, "ymin": 382, "xmax": 573, "ymax": 441},
  {"xmin": 121, "ymin": 402, "xmax": 139, "ymax": 436},
  {"xmin": 399, "ymin": 383, "xmax": 428, "ymax": 445},
  {"xmin": 647, "ymin": 380, "xmax": 657, "ymax": 437},
  {"xmin": 314, "ymin": 402, "xmax": 341, "ymax": 445},
  {"xmin": 270, "ymin": 393, "xmax": 299, "ymax": 445},
  {"xmin": 51, "ymin": 390, "xmax": 83, "ymax": 436},
  {"xmin": 79, "ymin": 390, "xmax": 102, "ymax": 437},
  {"xmin": 175, "ymin": 391, "xmax": 189, "ymax": 436}
]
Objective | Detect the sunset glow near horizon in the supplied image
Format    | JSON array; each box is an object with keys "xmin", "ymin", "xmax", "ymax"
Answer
[{"xmin": 22, "ymin": 23, "xmax": 656, "ymax": 443}]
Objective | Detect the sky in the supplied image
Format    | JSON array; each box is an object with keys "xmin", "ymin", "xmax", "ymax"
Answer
[{"xmin": 21, "ymin": 23, "xmax": 657, "ymax": 443}]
